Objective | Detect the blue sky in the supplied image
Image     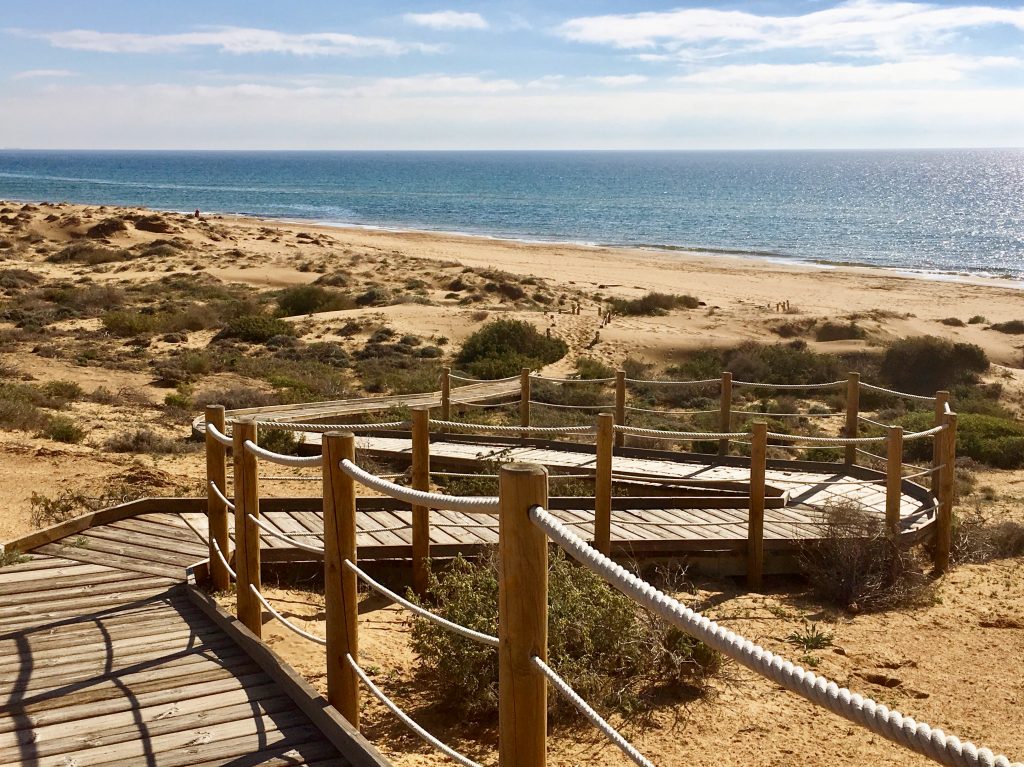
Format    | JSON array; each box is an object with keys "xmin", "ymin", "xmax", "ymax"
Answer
[{"xmin": 2, "ymin": 0, "xmax": 1023, "ymax": 149}]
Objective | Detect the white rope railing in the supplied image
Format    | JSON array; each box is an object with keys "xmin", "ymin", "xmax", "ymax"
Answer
[
  {"xmin": 206, "ymin": 422, "xmax": 233, "ymax": 447},
  {"xmin": 860, "ymin": 383, "xmax": 937, "ymax": 402},
  {"xmin": 448, "ymin": 398, "xmax": 519, "ymax": 409},
  {"xmin": 346, "ymin": 653, "xmax": 482, "ymax": 767},
  {"xmin": 733, "ymin": 379, "xmax": 846, "ymax": 390},
  {"xmin": 614, "ymin": 425, "xmax": 748, "ymax": 440},
  {"xmin": 243, "ymin": 440, "xmax": 323, "ymax": 467},
  {"xmin": 529, "ymin": 506, "xmax": 1019, "ymax": 767},
  {"xmin": 624, "ymin": 377, "xmax": 720, "ymax": 386},
  {"xmin": 340, "ymin": 459, "xmax": 500, "ymax": 513},
  {"xmin": 250, "ymin": 584, "xmax": 326, "ymax": 645},
  {"xmin": 449, "ymin": 372, "xmax": 520, "ymax": 384},
  {"xmin": 529, "ymin": 400, "xmax": 614, "ymax": 411},
  {"xmin": 260, "ymin": 475, "xmax": 321, "ymax": 481},
  {"xmin": 248, "ymin": 513, "xmax": 326, "ymax": 554},
  {"xmin": 208, "ymin": 480, "xmax": 236, "ymax": 511},
  {"xmin": 210, "ymin": 536, "xmax": 236, "ymax": 580},
  {"xmin": 532, "ymin": 655, "xmax": 654, "ymax": 767},
  {"xmin": 765, "ymin": 424, "xmax": 944, "ymax": 445},
  {"xmin": 344, "ymin": 560, "xmax": 498, "ymax": 647},
  {"xmin": 245, "ymin": 420, "xmax": 412, "ymax": 433},
  {"xmin": 427, "ymin": 419, "xmax": 596, "ymax": 436},
  {"xmin": 531, "ymin": 374, "xmax": 617, "ymax": 384}
]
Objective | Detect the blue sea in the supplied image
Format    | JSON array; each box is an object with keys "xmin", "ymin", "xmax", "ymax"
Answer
[{"xmin": 1, "ymin": 149, "xmax": 1022, "ymax": 280}]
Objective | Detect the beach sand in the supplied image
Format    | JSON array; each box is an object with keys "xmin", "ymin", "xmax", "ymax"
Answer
[{"xmin": 1, "ymin": 200, "xmax": 1023, "ymax": 766}]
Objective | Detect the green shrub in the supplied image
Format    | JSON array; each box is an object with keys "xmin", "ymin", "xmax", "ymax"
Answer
[
  {"xmin": 47, "ymin": 242, "xmax": 130, "ymax": 265},
  {"xmin": 215, "ymin": 315, "xmax": 296, "ymax": 344},
  {"xmin": 456, "ymin": 319, "xmax": 567, "ymax": 378},
  {"xmin": 105, "ymin": 429, "xmax": 185, "ymax": 454},
  {"xmin": 275, "ymin": 285, "xmax": 354, "ymax": 316},
  {"xmin": 41, "ymin": 380, "xmax": 83, "ymax": 403},
  {"xmin": 575, "ymin": 357, "xmax": 615, "ymax": 380},
  {"xmin": 410, "ymin": 552, "xmax": 720, "ymax": 720},
  {"xmin": 815, "ymin": 321, "xmax": 866, "ymax": 342},
  {"xmin": 989, "ymin": 320, "xmax": 1024, "ymax": 334},
  {"xmin": 901, "ymin": 411, "xmax": 1024, "ymax": 469},
  {"xmin": 608, "ymin": 292, "xmax": 700, "ymax": 316},
  {"xmin": 42, "ymin": 415, "xmax": 86, "ymax": 444},
  {"xmin": 0, "ymin": 383, "xmax": 50, "ymax": 431},
  {"xmin": 257, "ymin": 427, "xmax": 300, "ymax": 455},
  {"xmin": 879, "ymin": 336, "xmax": 988, "ymax": 395},
  {"xmin": 670, "ymin": 341, "xmax": 843, "ymax": 387},
  {"xmin": 101, "ymin": 310, "xmax": 156, "ymax": 337}
]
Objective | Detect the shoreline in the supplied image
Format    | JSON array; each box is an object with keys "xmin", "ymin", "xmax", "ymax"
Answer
[{"xmin": 4, "ymin": 195, "xmax": 1024, "ymax": 290}]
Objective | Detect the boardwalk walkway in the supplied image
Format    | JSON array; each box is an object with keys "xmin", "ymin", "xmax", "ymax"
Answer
[{"xmin": 0, "ymin": 512, "xmax": 386, "ymax": 767}]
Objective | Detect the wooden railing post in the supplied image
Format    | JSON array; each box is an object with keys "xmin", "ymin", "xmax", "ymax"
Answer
[
  {"xmin": 719, "ymin": 372, "xmax": 733, "ymax": 456},
  {"xmin": 440, "ymin": 366, "xmax": 451, "ymax": 425},
  {"xmin": 614, "ymin": 370, "xmax": 626, "ymax": 448},
  {"xmin": 323, "ymin": 432, "xmax": 360, "ymax": 726},
  {"xmin": 411, "ymin": 406, "xmax": 431, "ymax": 596},
  {"xmin": 747, "ymin": 421, "xmax": 767, "ymax": 590},
  {"xmin": 933, "ymin": 412, "xmax": 957, "ymax": 573},
  {"xmin": 932, "ymin": 391, "xmax": 950, "ymax": 491},
  {"xmin": 498, "ymin": 463, "xmax": 548, "ymax": 767},
  {"xmin": 520, "ymin": 367, "xmax": 531, "ymax": 434},
  {"xmin": 594, "ymin": 413, "xmax": 614, "ymax": 556},
  {"xmin": 232, "ymin": 418, "xmax": 261, "ymax": 638},
  {"xmin": 205, "ymin": 405, "xmax": 230, "ymax": 592},
  {"xmin": 885, "ymin": 425, "xmax": 904, "ymax": 546},
  {"xmin": 845, "ymin": 372, "xmax": 860, "ymax": 465}
]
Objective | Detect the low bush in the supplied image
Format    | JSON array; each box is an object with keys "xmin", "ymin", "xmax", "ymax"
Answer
[
  {"xmin": 989, "ymin": 320, "xmax": 1024, "ymax": 334},
  {"xmin": 879, "ymin": 336, "xmax": 988, "ymax": 395},
  {"xmin": 815, "ymin": 321, "xmax": 866, "ymax": 342},
  {"xmin": 575, "ymin": 357, "xmax": 615, "ymax": 380},
  {"xmin": 608, "ymin": 292, "xmax": 699, "ymax": 316},
  {"xmin": 939, "ymin": 317, "xmax": 966, "ymax": 327},
  {"xmin": 901, "ymin": 411, "xmax": 1024, "ymax": 469},
  {"xmin": 215, "ymin": 315, "xmax": 296, "ymax": 344},
  {"xmin": 105, "ymin": 429, "xmax": 186, "ymax": 454},
  {"xmin": 410, "ymin": 552, "xmax": 720, "ymax": 720},
  {"xmin": 47, "ymin": 242, "xmax": 130, "ymax": 265},
  {"xmin": 275, "ymin": 285, "xmax": 354, "ymax": 316},
  {"xmin": 0, "ymin": 383, "xmax": 50, "ymax": 431},
  {"xmin": 101, "ymin": 310, "xmax": 155, "ymax": 338},
  {"xmin": 951, "ymin": 511, "xmax": 1024, "ymax": 564},
  {"xmin": 456, "ymin": 319, "xmax": 567, "ymax": 378},
  {"xmin": 800, "ymin": 502, "xmax": 934, "ymax": 612},
  {"xmin": 40, "ymin": 380, "xmax": 83, "ymax": 403},
  {"xmin": 42, "ymin": 415, "xmax": 86, "ymax": 444}
]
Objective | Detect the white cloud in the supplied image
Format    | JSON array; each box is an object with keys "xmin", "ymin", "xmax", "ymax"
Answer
[
  {"xmin": 588, "ymin": 74, "xmax": 649, "ymax": 87},
  {"xmin": 557, "ymin": 1, "xmax": 1024, "ymax": 60},
  {"xmin": 10, "ymin": 68, "xmax": 77, "ymax": 80},
  {"xmin": 4, "ymin": 79, "xmax": 1023, "ymax": 150},
  {"xmin": 403, "ymin": 11, "xmax": 488, "ymax": 30},
  {"xmin": 674, "ymin": 56, "xmax": 1022, "ymax": 86},
  {"xmin": 18, "ymin": 26, "xmax": 438, "ymax": 56}
]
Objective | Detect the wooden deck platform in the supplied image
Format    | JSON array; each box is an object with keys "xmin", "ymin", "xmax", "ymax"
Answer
[{"xmin": 0, "ymin": 512, "xmax": 387, "ymax": 767}]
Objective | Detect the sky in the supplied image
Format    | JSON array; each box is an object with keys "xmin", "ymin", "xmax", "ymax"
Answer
[{"xmin": 1, "ymin": 0, "xmax": 1023, "ymax": 150}]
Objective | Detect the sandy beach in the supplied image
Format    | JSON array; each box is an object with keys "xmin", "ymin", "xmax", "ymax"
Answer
[{"xmin": 2, "ymin": 199, "xmax": 1023, "ymax": 766}]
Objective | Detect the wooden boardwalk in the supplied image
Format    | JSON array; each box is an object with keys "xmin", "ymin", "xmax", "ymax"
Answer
[
  {"xmin": 191, "ymin": 436, "xmax": 936, "ymax": 565},
  {"xmin": 0, "ymin": 512, "xmax": 387, "ymax": 767}
]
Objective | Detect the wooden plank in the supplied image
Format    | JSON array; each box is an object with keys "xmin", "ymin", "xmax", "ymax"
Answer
[
  {"xmin": 33, "ymin": 543, "xmax": 184, "ymax": 579},
  {"xmin": 68, "ymin": 530, "xmax": 204, "ymax": 568},
  {"xmin": 186, "ymin": 586, "xmax": 390, "ymax": 767},
  {"xmin": 0, "ymin": 572, "xmax": 178, "ymax": 608}
]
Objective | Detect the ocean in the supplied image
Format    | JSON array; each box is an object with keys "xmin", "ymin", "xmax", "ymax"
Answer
[{"xmin": 1, "ymin": 149, "xmax": 1022, "ymax": 280}]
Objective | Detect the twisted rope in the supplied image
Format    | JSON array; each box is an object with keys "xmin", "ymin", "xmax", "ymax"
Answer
[
  {"xmin": 733, "ymin": 379, "xmax": 846, "ymax": 390},
  {"xmin": 346, "ymin": 653, "xmax": 482, "ymax": 767},
  {"xmin": 532, "ymin": 372, "xmax": 610, "ymax": 380},
  {"xmin": 345, "ymin": 560, "xmax": 498, "ymax": 647},
  {"xmin": 427, "ymin": 419, "xmax": 596, "ymax": 436},
  {"xmin": 340, "ymin": 459, "xmax": 500, "ymax": 513},
  {"xmin": 245, "ymin": 420, "xmax": 411, "ymax": 433},
  {"xmin": 532, "ymin": 656, "xmax": 654, "ymax": 767},
  {"xmin": 206, "ymin": 423, "xmax": 233, "ymax": 447},
  {"xmin": 208, "ymin": 480, "xmax": 236, "ymax": 511},
  {"xmin": 860, "ymin": 383, "xmax": 937, "ymax": 402},
  {"xmin": 210, "ymin": 536, "xmax": 236, "ymax": 580},
  {"xmin": 250, "ymin": 584, "xmax": 326, "ymax": 645},
  {"xmin": 764, "ymin": 425, "xmax": 943, "ymax": 445},
  {"xmin": 248, "ymin": 513, "xmax": 326, "ymax": 555},
  {"xmin": 243, "ymin": 440, "xmax": 323, "ymax": 467},
  {"xmin": 449, "ymin": 372, "xmax": 520, "ymax": 384},
  {"xmin": 529, "ymin": 400, "xmax": 614, "ymax": 411},
  {"xmin": 624, "ymin": 377, "xmax": 720, "ymax": 386},
  {"xmin": 614, "ymin": 425, "xmax": 748, "ymax": 440},
  {"xmin": 530, "ymin": 506, "xmax": 1020, "ymax": 767}
]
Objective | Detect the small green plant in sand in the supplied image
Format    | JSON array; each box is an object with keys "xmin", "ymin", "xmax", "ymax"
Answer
[{"xmin": 409, "ymin": 550, "xmax": 721, "ymax": 721}]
